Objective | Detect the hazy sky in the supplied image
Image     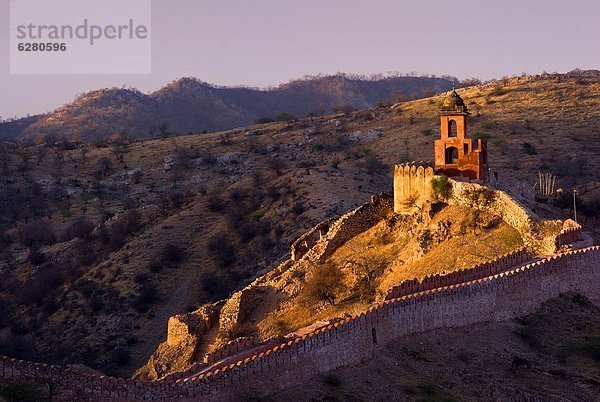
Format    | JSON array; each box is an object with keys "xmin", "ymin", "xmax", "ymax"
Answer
[{"xmin": 1, "ymin": 0, "xmax": 599, "ymax": 118}]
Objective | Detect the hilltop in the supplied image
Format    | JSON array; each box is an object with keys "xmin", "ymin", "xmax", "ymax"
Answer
[
  {"xmin": 0, "ymin": 72, "xmax": 598, "ymax": 380},
  {"xmin": 0, "ymin": 74, "xmax": 452, "ymax": 142}
]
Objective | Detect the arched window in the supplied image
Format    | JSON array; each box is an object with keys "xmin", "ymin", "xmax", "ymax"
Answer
[
  {"xmin": 448, "ymin": 119, "xmax": 457, "ymax": 137},
  {"xmin": 445, "ymin": 147, "xmax": 459, "ymax": 164}
]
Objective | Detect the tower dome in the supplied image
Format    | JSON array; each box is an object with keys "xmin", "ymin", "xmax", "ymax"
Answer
[{"xmin": 440, "ymin": 90, "xmax": 468, "ymax": 113}]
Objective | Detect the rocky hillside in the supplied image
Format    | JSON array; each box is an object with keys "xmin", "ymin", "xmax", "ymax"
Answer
[
  {"xmin": 0, "ymin": 72, "xmax": 598, "ymax": 380},
  {"xmin": 1, "ymin": 75, "xmax": 452, "ymax": 142}
]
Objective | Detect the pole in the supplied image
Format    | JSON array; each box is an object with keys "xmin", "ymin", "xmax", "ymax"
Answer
[{"xmin": 573, "ymin": 188, "xmax": 577, "ymax": 223}]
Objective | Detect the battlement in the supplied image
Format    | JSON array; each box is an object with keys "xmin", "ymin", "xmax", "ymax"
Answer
[
  {"xmin": 393, "ymin": 163, "xmax": 435, "ymax": 213},
  {"xmin": 2, "ymin": 246, "xmax": 598, "ymax": 400},
  {"xmin": 385, "ymin": 247, "xmax": 531, "ymax": 300}
]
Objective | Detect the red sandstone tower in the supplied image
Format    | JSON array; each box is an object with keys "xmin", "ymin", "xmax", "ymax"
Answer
[{"xmin": 434, "ymin": 90, "xmax": 488, "ymax": 181}]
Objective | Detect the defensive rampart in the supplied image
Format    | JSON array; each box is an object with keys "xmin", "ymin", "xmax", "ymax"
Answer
[
  {"xmin": 385, "ymin": 247, "xmax": 531, "ymax": 300},
  {"xmin": 1, "ymin": 246, "xmax": 598, "ymax": 401}
]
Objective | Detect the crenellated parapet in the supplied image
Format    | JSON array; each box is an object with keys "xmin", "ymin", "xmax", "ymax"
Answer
[
  {"xmin": 393, "ymin": 162, "xmax": 435, "ymax": 213},
  {"xmin": 385, "ymin": 247, "xmax": 531, "ymax": 300},
  {"xmin": 2, "ymin": 246, "xmax": 598, "ymax": 400}
]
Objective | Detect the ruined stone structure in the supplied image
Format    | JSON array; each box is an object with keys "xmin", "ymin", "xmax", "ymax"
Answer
[
  {"xmin": 434, "ymin": 90, "xmax": 488, "ymax": 180},
  {"xmin": 393, "ymin": 163, "xmax": 435, "ymax": 213}
]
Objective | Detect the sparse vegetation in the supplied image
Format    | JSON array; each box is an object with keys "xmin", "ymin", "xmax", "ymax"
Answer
[
  {"xmin": 303, "ymin": 263, "xmax": 345, "ymax": 306},
  {"xmin": 431, "ymin": 175, "xmax": 452, "ymax": 201}
]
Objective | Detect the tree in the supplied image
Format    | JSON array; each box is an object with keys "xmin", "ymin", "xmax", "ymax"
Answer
[
  {"xmin": 303, "ymin": 263, "xmax": 344, "ymax": 306},
  {"xmin": 274, "ymin": 113, "xmax": 297, "ymax": 123},
  {"xmin": 431, "ymin": 175, "xmax": 452, "ymax": 201},
  {"xmin": 392, "ymin": 90, "xmax": 405, "ymax": 103},
  {"xmin": 158, "ymin": 122, "xmax": 170, "ymax": 139},
  {"xmin": 98, "ymin": 157, "xmax": 112, "ymax": 177}
]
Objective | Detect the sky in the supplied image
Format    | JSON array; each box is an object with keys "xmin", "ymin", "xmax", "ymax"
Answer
[{"xmin": 1, "ymin": 0, "xmax": 599, "ymax": 118}]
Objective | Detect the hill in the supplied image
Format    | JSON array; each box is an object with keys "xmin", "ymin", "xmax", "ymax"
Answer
[
  {"xmin": 1, "ymin": 74, "xmax": 452, "ymax": 142},
  {"xmin": 0, "ymin": 72, "xmax": 598, "ymax": 380}
]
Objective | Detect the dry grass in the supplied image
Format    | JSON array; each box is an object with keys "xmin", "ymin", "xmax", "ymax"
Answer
[{"xmin": 259, "ymin": 204, "xmax": 523, "ymax": 339}]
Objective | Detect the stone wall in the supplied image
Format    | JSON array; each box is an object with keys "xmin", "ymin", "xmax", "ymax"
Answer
[
  {"xmin": 290, "ymin": 219, "xmax": 333, "ymax": 261},
  {"xmin": 447, "ymin": 179, "xmax": 571, "ymax": 254},
  {"xmin": 393, "ymin": 163, "xmax": 435, "ymax": 213},
  {"xmin": 385, "ymin": 247, "xmax": 530, "ymax": 300},
  {"xmin": 311, "ymin": 193, "xmax": 393, "ymax": 263},
  {"xmin": 1, "ymin": 246, "xmax": 598, "ymax": 401}
]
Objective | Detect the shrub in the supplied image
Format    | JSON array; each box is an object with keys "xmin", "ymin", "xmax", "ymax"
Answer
[
  {"xmin": 134, "ymin": 280, "xmax": 158, "ymax": 312},
  {"xmin": 255, "ymin": 117, "xmax": 275, "ymax": 124},
  {"xmin": 431, "ymin": 175, "xmax": 452, "ymax": 201},
  {"xmin": 207, "ymin": 234, "xmax": 236, "ymax": 267},
  {"xmin": 490, "ymin": 83, "xmax": 507, "ymax": 96},
  {"xmin": 159, "ymin": 244, "xmax": 185, "ymax": 264},
  {"xmin": 420, "ymin": 128, "xmax": 434, "ymax": 136},
  {"xmin": 274, "ymin": 113, "xmax": 297, "ymax": 123},
  {"xmin": 207, "ymin": 195, "xmax": 225, "ymax": 212},
  {"xmin": 291, "ymin": 202, "xmax": 306, "ymax": 215},
  {"xmin": 62, "ymin": 218, "xmax": 94, "ymax": 241},
  {"xmin": 19, "ymin": 221, "xmax": 56, "ymax": 248},
  {"xmin": 303, "ymin": 263, "xmax": 344, "ymax": 306},
  {"xmin": 27, "ymin": 247, "xmax": 46, "ymax": 265},
  {"xmin": 199, "ymin": 271, "xmax": 228, "ymax": 299},
  {"xmin": 522, "ymin": 142, "xmax": 537, "ymax": 155},
  {"xmin": 323, "ymin": 373, "xmax": 342, "ymax": 388}
]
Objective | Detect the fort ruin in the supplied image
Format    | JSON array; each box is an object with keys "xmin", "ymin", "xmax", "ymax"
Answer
[{"xmin": 0, "ymin": 90, "xmax": 596, "ymax": 401}]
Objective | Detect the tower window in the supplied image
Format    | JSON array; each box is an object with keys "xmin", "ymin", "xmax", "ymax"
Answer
[
  {"xmin": 464, "ymin": 144, "xmax": 469, "ymax": 155},
  {"xmin": 445, "ymin": 147, "xmax": 459, "ymax": 164},
  {"xmin": 448, "ymin": 119, "xmax": 457, "ymax": 137}
]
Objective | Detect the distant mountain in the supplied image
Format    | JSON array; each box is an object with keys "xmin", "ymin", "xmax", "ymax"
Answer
[
  {"xmin": 0, "ymin": 115, "xmax": 44, "ymax": 140},
  {"xmin": 1, "ymin": 74, "xmax": 453, "ymax": 141}
]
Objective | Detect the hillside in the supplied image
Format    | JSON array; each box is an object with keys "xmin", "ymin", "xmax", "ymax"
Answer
[
  {"xmin": 1, "ymin": 75, "xmax": 452, "ymax": 142},
  {"xmin": 0, "ymin": 72, "xmax": 599, "ymax": 380}
]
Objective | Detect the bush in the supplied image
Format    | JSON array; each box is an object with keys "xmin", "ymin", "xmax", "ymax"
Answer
[
  {"xmin": 159, "ymin": 244, "xmax": 185, "ymax": 264},
  {"xmin": 134, "ymin": 280, "xmax": 158, "ymax": 312},
  {"xmin": 19, "ymin": 221, "xmax": 56, "ymax": 248},
  {"xmin": 522, "ymin": 142, "xmax": 537, "ymax": 155},
  {"xmin": 303, "ymin": 263, "xmax": 344, "ymax": 306},
  {"xmin": 420, "ymin": 128, "xmax": 434, "ymax": 136},
  {"xmin": 431, "ymin": 175, "xmax": 452, "ymax": 201},
  {"xmin": 207, "ymin": 195, "xmax": 225, "ymax": 212},
  {"xmin": 199, "ymin": 271, "xmax": 228, "ymax": 299},
  {"xmin": 255, "ymin": 117, "xmax": 275, "ymax": 124},
  {"xmin": 62, "ymin": 218, "xmax": 94, "ymax": 241},
  {"xmin": 27, "ymin": 247, "xmax": 46, "ymax": 265},
  {"xmin": 274, "ymin": 113, "xmax": 297, "ymax": 123},
  {"xmin": 208, "ymin": 234, "xmax": 236, "ymax": 267},
  {"xmin": 291, "ymin": 202, "xmax": 306, "ymax": 215}
]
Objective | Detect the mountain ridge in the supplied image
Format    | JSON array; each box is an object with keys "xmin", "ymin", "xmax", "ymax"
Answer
[{"xmin": 0, "ymin": 74, "xmax": 453, "ymax": 141}]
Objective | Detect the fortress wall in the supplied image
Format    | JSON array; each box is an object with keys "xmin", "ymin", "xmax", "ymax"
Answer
[
  {"xmin": 3, "ymin": 247, "xmax": 598, "ymax": 400},
  {"xmin": 448, "ymin": 180, "xmax": 537, "ymax": 233},
  {"xmin": 203, "ymin": 337, "xmax": 257, "ymax": 365},
  {"xmin": 290, "ymin": 219, "xmax": 333, "ymax": 261},
  {"xmin": 385, "ymin": 247, "xmax": 531, "ymax": 300},
  {"xmin": 393, "ymin": 164, "xmax": 435, "ymax": 213},
  {"xmin": 303, "ymin": 193, "xmax": 394, "ymax": 264},
  {"xmin": 194, "ymin": 247, "xmax": 599, "ymax": 401},
  {"xmin": 556, "ymin": 219, "xmax": 583, "ymax": 247},
  {"xmin": 447, "ymin": 180, "xmax": 575, "ymax": 254}
]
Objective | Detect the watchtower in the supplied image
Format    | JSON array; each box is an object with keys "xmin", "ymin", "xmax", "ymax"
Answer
[{"xmin": 434, "ymin": 90, "xmax": 488, "ymax": 181}]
